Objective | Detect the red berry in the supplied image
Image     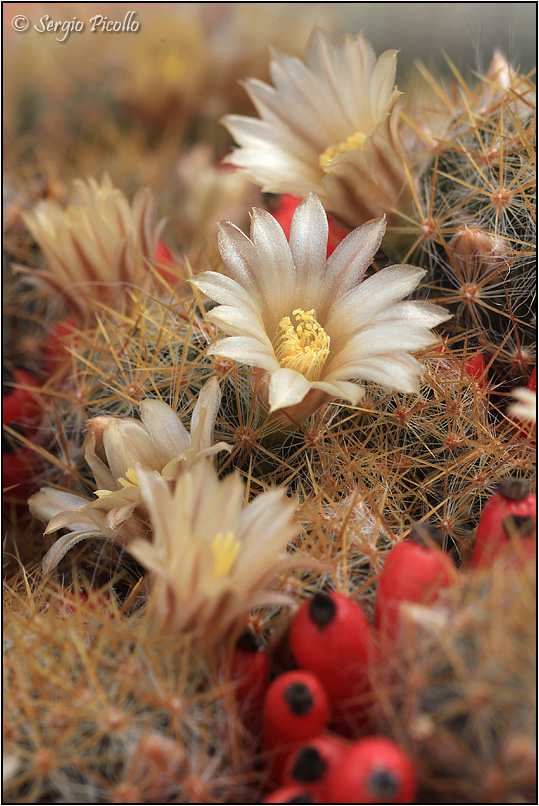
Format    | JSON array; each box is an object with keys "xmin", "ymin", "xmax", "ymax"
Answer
[
  {"xmin": 271, "ymin": 195, "xmax": 347, "ymax": 256},
  {"xmin": 528, "ymin": 366, "xmax": 537, "ymax": 393},
  {"xmin": 262, "ymin": 670, "xmax": 331, "ymax": 750},
  {"xmin": 326, "ymin": 736, "xmax": 417, "ymax": 804},
  {"xmin": 3, "ymin": 367, "xmax": 41, "ymax": 426},
  {"xmin": 227, "ymin": 631, "xmax": 270, "ymax": 731},
  {"xmin": 375, "ymin": 530, "xmax": 455, "ymax": 642},
  {"xmin": 2, "ymin": 445, "xmax": 40, "ymax": 496},
  {"xmin": 471, "ymin": 478, "xmax": 536, "ymax": 569},
  {"xmin": 281, "ymin": 734, "xmax": 348, "ymax": 801},
  {"xmin": 56, "ymin": 588, "xmax": 112, "ymax": 623},
  {"xmin": 463, "ymin": 351, "xmax": 487, "ymax": 386},
  {"xmin": 262, "ymin": 785, "xmax": 318, "ymax": 804},
  {"xmin": 289, "ymin": 593, "xmax": 378, "ymax": 710},
  {"xmin": 3, "ymin": 367, "xmax": 43, "ymax": 495},
  {"xmin": 42, "ymin": 318, "xmax": 77, "ymax": 374},
  {"xmin": 155, "ymin": 240, "xmax": 178, "ymax": 284}
]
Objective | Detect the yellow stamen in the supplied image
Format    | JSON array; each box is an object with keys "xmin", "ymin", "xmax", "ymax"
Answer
[
  {"xmin": 274, "ymin": 309, "xmax": 330, "ymax": 382},
  {"xmin": 319, "ymin": 131, "xmax": 366, "ymax": 168},
  {"xmin": 211, "ymin": 531, "xmax": 241, "ymax": 579},
  {"xmin": 118, "ymin": 467, "xmax": 139, "ymax": 488}
]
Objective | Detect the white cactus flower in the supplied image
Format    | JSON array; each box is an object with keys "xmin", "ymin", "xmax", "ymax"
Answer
[
  {"xmin": 191, "ymin": 193, "xmax": 450, "ymax": 421},
  {"xmin": 23, "ymin": 174, "xmax": 164, "ymax": 313},
  {"xmin": 30, "ymin": 379, "xmax": 230, "ymax": 573},
  {"xmin": 128, "ymin": 461, "xmax": 298, "ymax": 648},
  {"xmin": 222, "ymin": 29, "xmax": 411, "ymax": 228}
]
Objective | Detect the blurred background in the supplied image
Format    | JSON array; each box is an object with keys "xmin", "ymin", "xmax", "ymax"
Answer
[
  {"xmin": 3, "ymin": 2, "xmax": 536, "ymax": 255},
  {"xmin": 333, "ymin": 2, "xmax": 536, "ymax": 72}
]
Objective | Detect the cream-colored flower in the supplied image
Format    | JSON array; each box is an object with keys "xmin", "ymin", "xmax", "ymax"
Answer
[
  {"xmin": 191, "ymin": 193, "xmax": 449, "ymax": 421},
  {"xmin": 128, "ymin": 461, "xmax": 298, "ymax": 648},
  {"xmin": 509, "ymin": 388, "xmax": 537, "ymax": 424},
  {"xmin": 23, "ymin": 174, "xmax": 164, "ymax": 314},
  {"xmin": 30, "ymin": 379, "xmax": 230, "ymax": 572},
  {"xmin": 222, "ymin": 29, "xmax": 411, "ymax": 229}
]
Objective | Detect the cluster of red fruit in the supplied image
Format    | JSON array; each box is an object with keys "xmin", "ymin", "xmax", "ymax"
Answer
[
  {"xmin": 224, "ymin": 489, "xmax": 535, "ymax": 804},
  {"xmin": 222, "ymin": 594, "xmax": 417, "ymax": 804},
  {"xmin": 259, "ymin": 588, "xmax": 417, "ymax": 804}
]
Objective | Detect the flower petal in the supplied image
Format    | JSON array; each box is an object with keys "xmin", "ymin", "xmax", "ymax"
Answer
[
  {"xmin": 326, "ymin": 264, "xmax": 426, "ymax": 348},
  {"xmin": 311, "ymin": 379, "xmax": 365, "ymax": 404},
  {"xmin": 42, "ymin": 530, "xmax": 101, "ymax": 574},
  {"xmin": 208, "ymin": 337, "xmax": 280, "ymax": 373},
  {"xmin": 189, "ymin": 377, "xmax": 222, "ymax": 454},
  {"xmin": 236, "ymin": 490, "xmax": 296, "ymax": 573},
  {"xmin": 139, "ymin": 399, "xmax": 190, "ymax": 464},
  {"xmin": 190, "ymin": 271, "xmax": 260, "ymax": 313},
  {"xmin": 326, "ymin": 324, "xmax": 442, "ymax": 376},
  {"xmin": 206, "ymin": 305, "xmax": 274, "ymax": 347},
  {"xmin": 134, "ymin": 466, "xmax": 177, "ymax": 552},
  {"xmin": 320, "ymin": 217, "xmax": 386, "ymax": 313},
  {"xmin": 224, "ymin": 107, "xmax": 318, "ymax": 166},
  {"xmin": 222, "ymin": 141, "xmax": 321, "ymax": 195},
  {"xmin": 83, "ymin": 423, "xmax": 117, "ymax": 491},
  {"xmin": 306, "ymin": 30, "xmax": 371, "ymax": 128},
  {"xmin": 217, "ymin": 221, "xmax": 264, "ymax": 306},
  {"xmin": 250, "ymin": 207, "xmax": 295, "ymax": 317},
  {"xmin": 370, "ymin": 300, "xmax": 451, "ymax": 328},
  {"xmin": 269, "ymin": 45, "xmax": 350, "ymax": 145},
  {"xmin": 370, "ymin": 49, "xmax": 399, "ymax": 116},
  {"xmin": 29, "ymin": 488, "xmax": 89, "ymax": 524},
  {"xmin": 268, "ymin": 368, "xmax": 312, "ymax": 413},
  {"xmin": 103, "ymin": 419, "xmax": 160, "ymax": 479},
  {"xmin": 332, "ymin": 352, "xmax": 424, "ymax": 394},
  {"xmin": 289, "ymin": 192, "xmax": 329, "ymax": 302}
]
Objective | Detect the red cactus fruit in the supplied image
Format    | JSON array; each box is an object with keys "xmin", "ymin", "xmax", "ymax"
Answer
[
  {"xmin": 375, "ymin": 527, "xmax": 456, "ymax": 642},
  {"xmin": 471, "ymin": 478, "xmax": 536, "ymax": 569},
  {"xmin": 281, "ymin": 733, "xmax": 348, "ymax": 801},
  {"xmin": 326, "ymin": 736, "xmax": 417, "ymax": 804}
]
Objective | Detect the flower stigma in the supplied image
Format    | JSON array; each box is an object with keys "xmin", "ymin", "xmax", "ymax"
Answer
[
  {"xmin": 319, "ymin": 131, "xmax": 366, "ymax": 168},
  {"xmin": 274, "ymin": 308, "xmax": 331, "ymax": 381},
  {"xmin": 211, "ymin": 531, "xmax": 241, "ymax": 579}
]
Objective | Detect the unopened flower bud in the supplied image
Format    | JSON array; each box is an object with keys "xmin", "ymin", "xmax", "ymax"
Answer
[{"xmin": 449, "ymin": 228, "xmax": 510, "ymax": 282}]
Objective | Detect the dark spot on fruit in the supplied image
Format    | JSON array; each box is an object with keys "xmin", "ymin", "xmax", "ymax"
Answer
[
  {"xmin": 284, "ymin": 683, "xmax": 314, "ymax": 716},
  {"xmin": 308, "ymin": 592, "xmax": 336, "ymax": 629},
  {"xmin": 497, "ymin": 478, "xmax": 530, "ymax": 501},
  {"xmin": 291, "ymin": 746, "xmax": 327, "ymax": 782},
  {"xmin": 368, "ymin": 767, "xmax": 400, "ymax": 798},
  {"xmin": 409, "ymin": 522, "xmax": 444, "ymax": 547},
  {"xmin": 236, "ymin": 630, "xmax": 264, "ymax": 653}
]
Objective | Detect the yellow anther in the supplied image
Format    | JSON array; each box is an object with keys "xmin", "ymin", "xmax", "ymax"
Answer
[
  {"xmin": 319, "ymin": 131, "xmax": 366, "ymax": 168},
  {"xmin": 118, "ymin": 467, "xmax": 139, "ymax": 488},
  {"xmin": 274, "ymin": 309, "xmax": 330, "ymax": 381},
  {"xmin": 211, "ymin": 531, "xmax": 241, "ymax": 579}
]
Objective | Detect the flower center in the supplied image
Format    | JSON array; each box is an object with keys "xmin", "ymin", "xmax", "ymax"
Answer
[
  {"xmin": 274, "ymin": 308, "xmax": 330, "ymax": 381},
  {"xmin": 211, "ymin": 530, "xmax": 241, "ymax": 579},
  {"xmin": 319, "ymin": 131, "xmax": 366, "ymax": 168}
]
